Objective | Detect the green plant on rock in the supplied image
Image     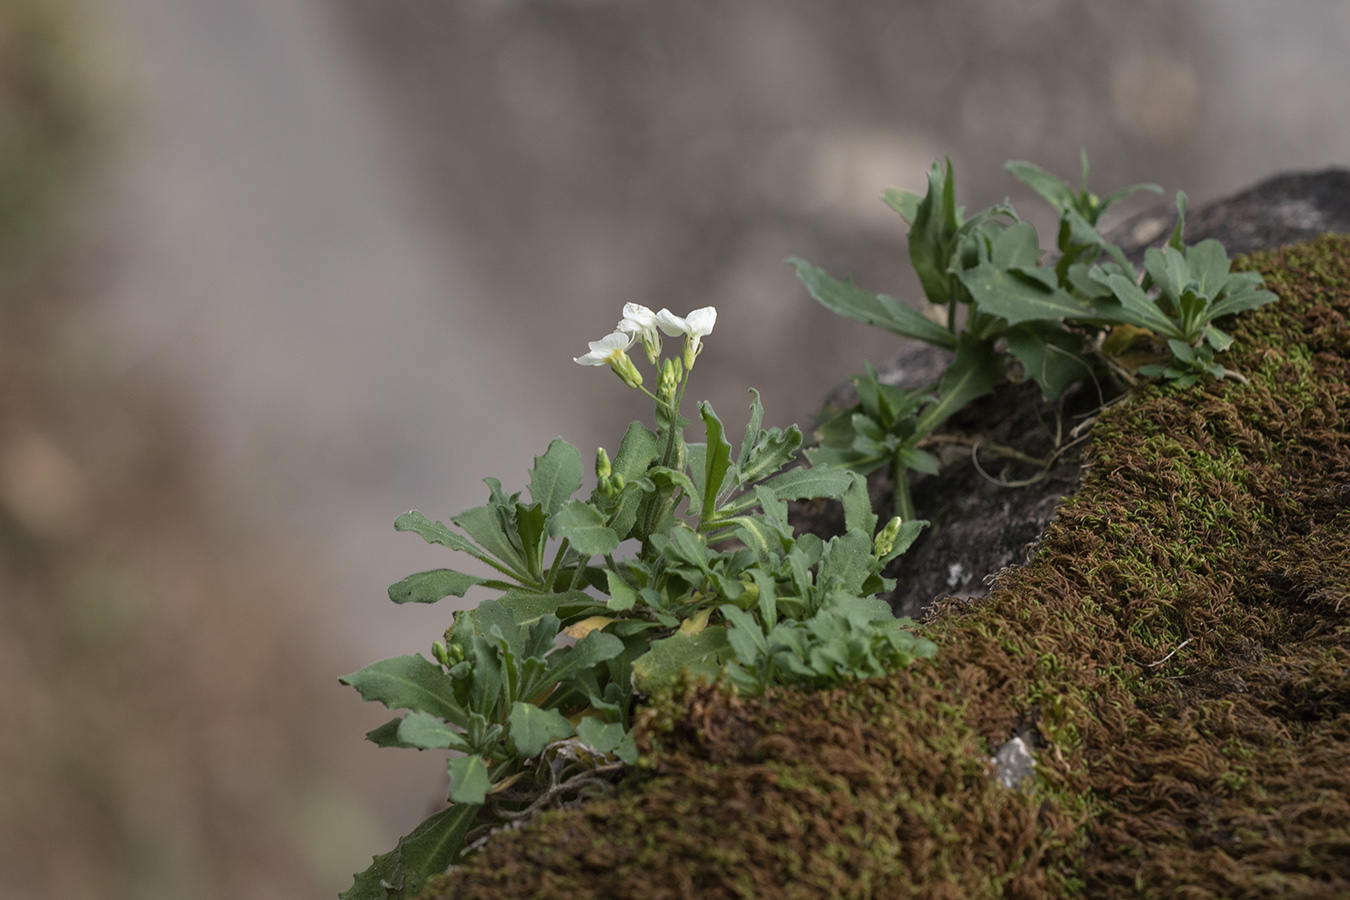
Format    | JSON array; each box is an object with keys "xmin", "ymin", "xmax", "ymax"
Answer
[
  {"xmin": 793, "ymin": 151, "xmax": 1276, "ymax": 518},
  {"xmin": 338, "ymin": 303, "xmax": 934, "ymax": 900}
]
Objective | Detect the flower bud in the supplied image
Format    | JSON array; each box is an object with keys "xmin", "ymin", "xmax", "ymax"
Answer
[
  {"xmin": 595, "ymin": 447, "xmax": 612, "ymax": 481},
  {"xmin": 874, "ymin": 516, "xmax": 904, "ymax": 559},
  {"xmin": 610, "ymin": 353, "xmax": 644, "ymax": 390},
  {"xmin": 432, "ymin": 640, "xmax": 451, "ymax": 667},
  {"xmin": 658, "ymin": 356, "xmax": 682, "ymax": 404}
]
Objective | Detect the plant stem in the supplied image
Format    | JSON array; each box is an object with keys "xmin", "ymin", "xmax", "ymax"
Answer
[{"xmin": 891, "ymin": 462, "xmax": 916, "ymax": 522}]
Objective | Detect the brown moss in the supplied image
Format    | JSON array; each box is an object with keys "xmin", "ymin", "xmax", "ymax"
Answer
[{"xmin": 419, "ymin": 235, "xmax": 1350, "ymax": 899}]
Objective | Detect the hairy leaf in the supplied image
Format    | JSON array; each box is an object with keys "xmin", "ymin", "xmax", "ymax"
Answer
[
  {"xmin": 698, "ymin": 401, "xmax": 735, "ymax": 518},
  {"xmin": 340, "ymin": 655, "xmax": 469, "ymax": 729},
  {"xmin": 339, "ymin": 803, "xmax": 479, "ymax": 900},
  {"xmin": 388, "ymin": 568, "xmax": 485, "ymax": 605},
  {"xmin": 528, "ymin": 438, "xmax": 583, "ymax": 517},
  {"xmin": 961, "ymin": 263, "xmax": 1089, "ymax": 325},
  {"xmin": 507, "ymin": 702, "xmax": 575, "ymax": 757},
  {"xmin": 548, "ymin": 500, "xmax": 619, "ymax": 556},
  {"xmin": 394, "ymin": 511, "xmax": 479, "ymax": 556},
  {"xmin": 397, "ymin": 710, "xmax": 469, "ymax": 753},
  {"xmin": 630, "ymin": 627, "xmax": 730, "ymax": 693},
  {"xmin": 447, "ymin": 755, "xmax": 491, "ymax": 805}
]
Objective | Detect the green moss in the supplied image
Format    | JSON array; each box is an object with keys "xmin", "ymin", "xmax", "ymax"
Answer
[{"xmin": 419, "ymin": 235, "xmax": 1350, "ymax": 900}]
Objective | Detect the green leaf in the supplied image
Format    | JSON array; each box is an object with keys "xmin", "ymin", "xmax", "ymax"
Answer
[
  {"xmin": 606, "ymin": 570, "xmax": 639, "ymax": 612},
  {"xmin": 514, "ymin": 502, "xmax": 548, "ymax": 580},
  {"xmin": 1098, "ymin": 272, "xmax": 1182, "ymax": 337},
  {"xmin": 759, "ymin": 465, "xmax": 855, "ymax": 503},
  {"xmin": 507, "ymin": 702, "xmax": 575, "ymax": 757},
  {"xmin": 985, "ymin": 220, "xmax": 1045, "ymax": 270},
  {"xmin": 1204, "ymin": 324, "xmax": 1234, "ymax": 353},
  {"xmin": 648, "ymin": 469, "xmax": 702, "ymax": 518},
  {"xmin": 1143, "ymin": 245, "xmax": 1191, "ymax": 312},
  {"xmin": 724, "ymin": 514, "xmax": 786, "ymax": 560},
  {"xmin": 818, "ymin": 530, "xmax": 876, "ymax": 598},
  {"xmin": 388, "ymin": 569, "xmax": 486, "ymax": 605},
  {"xmin": 789, "ymin": 257, "xmax": 957, "ymax": 350},
  {"xmin": 1096, "ymin": 181, "xmax": 1162, "ymax": 219},
  {"xmin": 471, "ymin": 598, "xmax": 521, "ymax": 654},
  {"xmin": 896, "ymin": 446, "xmax": 940, "ymax": 476},
  {"xmin": 1006, "ymin": 159, "xmax": 1077, "ymax": 214},
  {"xmin": 576, "ymin": 718, "xmax": 638, "ymax": 763},
  {"xmin": 447, "ymin": 755, "xmax": 491, "ymax": 805},
  {"xmin": 397, "ymin": 710, "xmax": 469, "ymax": 752},
  {"xmin": 340, "ymin": 803, "xmax": 479, "ymax": 900},
  {"xmin": 549, "ymin": 500, "xmax": 619, "ymax": 556},
  {"xmin": 739, "ymin": 389, "xmax": 766, "ymax": 471},
  {"xmin": 1184, "ymin": 239, "xmax": 1232, "ymax": 299},
  {"xmin": 739, "ymin": 390, "xmax": 802, "ymax": 484},
  {"xmin": 1168, "ymin": 191, "xmax": 1188, "ymax": 251},
  {"xmin": 630, "ymin": 627, "xmax": 730, "ymax": 693},
  {"xmin": 698, "ymin": 401, "xmax": 735, "ymax": 518},
  {"xmin": 914, "ymin": 334, "xmax": 1005, "ymax": 436},
  {"xmin": 840, "ymin": 471, "xmax": 876, "ymax": 537},
  {"xmin": 340, "ymin": 655, "xmax": 469, "ymax": 729},
  {"xmin": 1003, "ymin": 323, "xmax": 1090, "ymax": 400},
  {"xmin": 453, "ymin": 500, "xmax": 528, "ymax": 580},
  {"xmin": 612, "ymin": 422, "xmax": 660, "ymax": 482},
  {"xmin": 364, "ymin": 717, "xmax": 413, "ymax": 749},
  {"xmin": 543, "ymin": 628, "xmax": 626, "ymax": 687},
  {"xmin": 881, "ymin": 187, "xmax": 921, "ymax": 223},
  {"xmin": 491, "ymin": 588, "xmax": 607, "ymax": 627},
  {"xmin": 878, "ymin": 518, "xmax": 926, "ymax": 566},
  {"xmin": 961, "ymin": 263, "xmax": 1089, "ymax": 325},
  {"xmin": 394, "ymin": 511, "xmax": 481, "ymax": 556},
  {"xmin": 1207, "ymin": 284, "xmax": 1278, "ymax": 320},
  {"xmin": 909, "ymin": 158, "xmax": 961, "ymax": 307},
  {"xmin": 603, "ymin": 478, "xmax": 653, "ymax": 542},
  {"xmin": 529, "ymin": 438, "xmax": 583, "ymax": 517},
  {"xmin": 721, "ymin": 603, "xmax": 768, "ymax": 662}
]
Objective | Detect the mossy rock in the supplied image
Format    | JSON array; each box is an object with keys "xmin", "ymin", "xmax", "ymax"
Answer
[{"xmin": 418, "ymin": 237, "xmax": 1350, "ymax": 899}]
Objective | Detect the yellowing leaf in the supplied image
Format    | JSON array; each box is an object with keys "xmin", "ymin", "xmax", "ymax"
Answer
[
  {"xmin": 678, "ymin": 608, "xmax": 713, "ymax": 636},
  {"xmin": 1101, "ymin": 323, "xmax": 1156, "ymax": 357},
  {"xmin": 563, "ymin": 616, "xmax": 616, "ymax": 640}
]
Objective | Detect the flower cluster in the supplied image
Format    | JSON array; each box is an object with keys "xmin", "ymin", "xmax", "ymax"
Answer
[{"xmin": 574, "ymin": 304, "xmax": 717, "ymax": 388}]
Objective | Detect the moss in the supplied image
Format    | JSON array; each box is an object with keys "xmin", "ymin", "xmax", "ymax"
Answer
[{"xmin": 419, "ymin": 235, "xmax": 1350, "ymax": 900}]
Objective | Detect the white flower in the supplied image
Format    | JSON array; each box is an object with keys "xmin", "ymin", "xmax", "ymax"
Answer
[
  {"xmin": 655, "ymin": 306, "xmax": 716, "ymax": 367},
  {"xmin": 574, "ymin": 330, "xmax": 642, "ymax": 388},
  {"xmin": 574, "ymin": 330, "xmax": 635, "ymax": 366},
  {"xmin": 616, "ymin": 303, "xmax": 662, "ymax": 364},
  {"xmin": 655, "ymin": 306, "xmax": 716, "ymax": 337}
]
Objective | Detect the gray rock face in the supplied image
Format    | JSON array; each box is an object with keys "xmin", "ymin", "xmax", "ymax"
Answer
[
  {"xmin": 1112, "ymin": 168, "xmax": 1350, "ymax": 259},
  {"xmin": 794, "ymin": 169, "xmax": 1350, "ymax": 619}
]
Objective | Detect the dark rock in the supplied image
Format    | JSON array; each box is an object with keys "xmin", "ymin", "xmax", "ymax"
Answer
[{"xmin": 1111, "ymin": 167, "xmax": 1350, "ymax": 259}]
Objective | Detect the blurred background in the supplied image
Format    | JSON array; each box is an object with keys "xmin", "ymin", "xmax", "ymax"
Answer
[{"xmin": 1, "ymin": 0, "xmax": 1347, "ymax": 896}]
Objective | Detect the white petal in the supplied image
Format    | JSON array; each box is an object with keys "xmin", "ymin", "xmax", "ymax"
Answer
[
  {"xmin": 655, "ymin": 308, "xmax": 689, "ymax": 336},
  {"xmin": 619, "ymin": 303, "xmax": 658, "ymax": 328},
  {"xmin": 574, "ymin": 331, "xmax": 633, "ymax": 365},
  {"xmin": 684, "ymin": 306, "xmax": 717, "ymax": 337}
]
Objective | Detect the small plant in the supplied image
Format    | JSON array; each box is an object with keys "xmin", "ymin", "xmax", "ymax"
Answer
[
  {"xmin": 793, "ymin": 151, "xmax": 1276, "ymax": 516},
  {"xmin": 339, "ymin": 304, "xmax": 935, "ymax": 899}
]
